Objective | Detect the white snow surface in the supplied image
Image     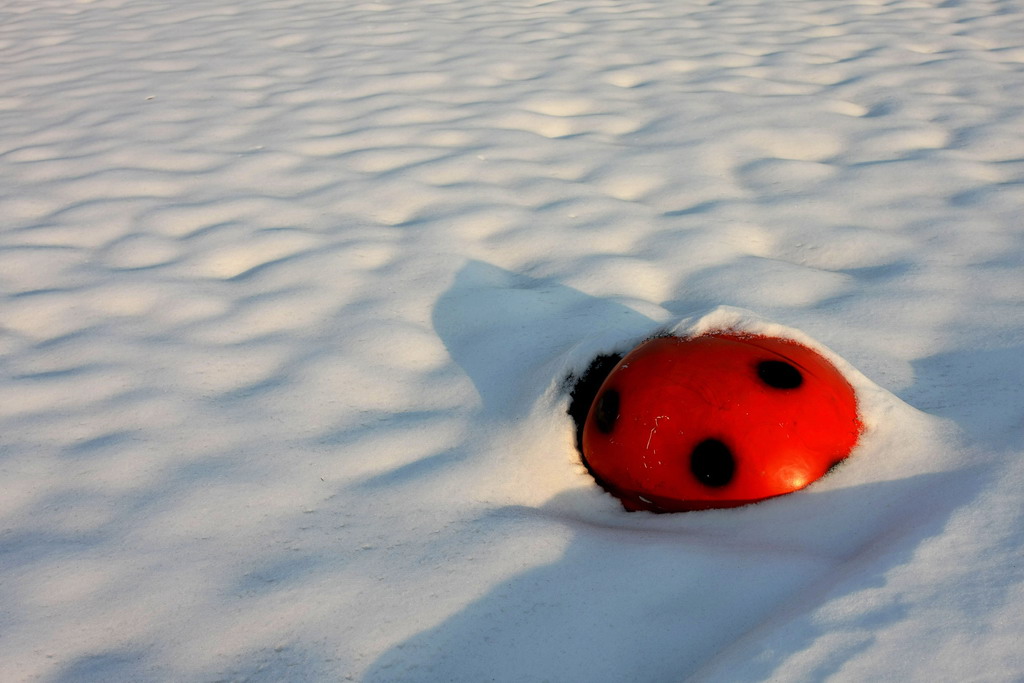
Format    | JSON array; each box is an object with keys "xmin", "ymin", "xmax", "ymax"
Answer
[{"xmin": 2, "ymin": 0, "xmax": 1023, "ymax": 680}]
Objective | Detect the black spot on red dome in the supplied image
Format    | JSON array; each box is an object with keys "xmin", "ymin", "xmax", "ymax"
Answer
[
  {"xmin": 757, "ymin": 360, "xmax": 803, "ymax": 389},
  {"xmin": 594, "ymin": 388, "xmax": 620, "ymax": 434},
  {"xmin": 690, "ymin": 438, "xmax": 735, "ymax": 487},
  {"xmin": 566, "ymin": 352, "xmax": 623, "ymax": 454}
]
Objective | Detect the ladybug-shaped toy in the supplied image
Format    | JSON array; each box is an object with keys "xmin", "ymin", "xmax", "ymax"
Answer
[{"xmin": 579, "ymin": 333, "xmax": 862, "ymax": 512}]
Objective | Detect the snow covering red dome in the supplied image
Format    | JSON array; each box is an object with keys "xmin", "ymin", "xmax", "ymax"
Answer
[{"xmin": 582, "ymin": 333, "xmax": 862, "ymax": 512}]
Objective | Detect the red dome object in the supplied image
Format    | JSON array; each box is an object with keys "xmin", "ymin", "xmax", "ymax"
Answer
[{"xmin": 581, "ymin": 333, "xmax": 862, "ymax": 512}]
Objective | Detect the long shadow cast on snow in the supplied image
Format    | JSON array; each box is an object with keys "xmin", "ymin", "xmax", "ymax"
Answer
[
  {"xmin": 909, "ymin": 343, "xmax": 1024, "ymax": 453},
  {"xmin": 361, "ymin": 260, "xmax": 990, "ymax": 682},
  {"xmin": 363, "ymin": 470, "xmax": 984, "ymax": 682},
  {"xmin": 430, "ymin": 259, "xmax": 663, "ymax": 420}
]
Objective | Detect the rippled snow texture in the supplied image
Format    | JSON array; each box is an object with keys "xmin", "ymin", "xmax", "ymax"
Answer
[{"xmin": 1, "ymin": 0, "xmax": 1023, "ymax": 680}]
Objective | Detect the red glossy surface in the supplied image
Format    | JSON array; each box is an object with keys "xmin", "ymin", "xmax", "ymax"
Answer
[{"xmin": 581, "ymin": 333, "xmax": 862, "ymax": 512}]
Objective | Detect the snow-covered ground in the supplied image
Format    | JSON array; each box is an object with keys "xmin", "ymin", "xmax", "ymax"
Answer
[{"xmin": 2, "ymin": 0, "xmax": 1023, "ymax": 680}]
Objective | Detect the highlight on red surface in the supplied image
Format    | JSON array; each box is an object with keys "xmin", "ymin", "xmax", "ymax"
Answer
[{"xmin": 580, "ymin": 333, "xmax": 862, "ymax": 512}]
